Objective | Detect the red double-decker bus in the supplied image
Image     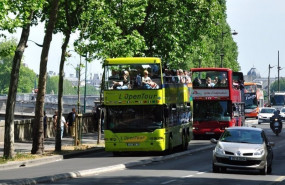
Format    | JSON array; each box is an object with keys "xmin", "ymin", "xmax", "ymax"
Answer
[{"xmin": 191, "ymin": 68, "xmax": 245, "ymax": 138}]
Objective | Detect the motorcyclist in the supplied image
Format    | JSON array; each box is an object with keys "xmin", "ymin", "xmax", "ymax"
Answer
[{"xmin": 270, "ymin": 110, "xmax": 282, "ymax": 131}]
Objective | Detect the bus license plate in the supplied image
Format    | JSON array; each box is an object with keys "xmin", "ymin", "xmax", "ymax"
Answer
[
  {"xmin": 127, "ymin": 143, "xmax": 139, "ymax": 146},
  {"xmin": 230, "ymin": 156, "xmax": 246, "ymax": 161}
]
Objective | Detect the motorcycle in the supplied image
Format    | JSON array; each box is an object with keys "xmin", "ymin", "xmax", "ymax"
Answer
[{"xmin": 270, "ymin": 110, "xmax": 283, "ymax": 136}]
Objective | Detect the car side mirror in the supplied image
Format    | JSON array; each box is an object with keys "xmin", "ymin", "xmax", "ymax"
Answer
[
  {"xmin": 268, "ymin": 141, "xmax": 275, "ymax": 147},
  {"xmin": 210, "ymin": 138, "xmax": 217, "ymax": 144}
]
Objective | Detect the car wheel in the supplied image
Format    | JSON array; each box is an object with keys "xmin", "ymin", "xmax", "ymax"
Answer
[
  {"xmin": 258, "ymin": 122, "xmax": 261, "ymax": 125},
  {"xmin": 267, "ymin": 164, "xmax": 272, "ymax": 174},
  {"xmin": 260, "ymin": 162, "xmax": 267, "ymax": 175},
  {"xmin": 212, "ymin": 163, "xmax": 219, "ymax": 173},
  {"xmin": 220, "ymin": 167, "xmax": 227, "ymax": 173}
]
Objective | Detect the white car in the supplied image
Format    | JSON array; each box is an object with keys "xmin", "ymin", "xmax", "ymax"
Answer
[
  {"xmin": 258, "ymin": 107, "xmax": 276, "ymax": 124},
  {"xmin": 279, "ymin": 107, "xmax": 285, "ymax": 119},
  {"xmin": 211, "ymin": 127, "xmax": 274, "ymax": 175}
]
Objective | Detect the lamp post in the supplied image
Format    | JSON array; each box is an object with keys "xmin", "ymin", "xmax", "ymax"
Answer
[
  {"xmin": 83, "ymin": 53, "xmax": 88, "ymax": 113},
  {"xmin": 268, "ymin": 64, "xmax": 275, "ymax": 105},
  {"xmin": 220, "ymin": 30, "xmax": 238, "ymax": 68}
]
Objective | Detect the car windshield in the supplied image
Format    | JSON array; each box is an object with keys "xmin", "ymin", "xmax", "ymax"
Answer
[
  {"xmin": 220, "ymin": 129, "xmax": 263, "ymax": 144},
  {"xmin": 281, "ymin": 109, "xmax": 285, "ymax": 113},
  {"xmin": 260, "ymin": 109, "xmax": 275, "ymax": 113}
]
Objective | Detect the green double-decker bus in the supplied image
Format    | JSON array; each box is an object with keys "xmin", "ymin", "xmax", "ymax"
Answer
[{"xmin": 103, "ymin": 57, "xmax": 192, "ymax": 155}]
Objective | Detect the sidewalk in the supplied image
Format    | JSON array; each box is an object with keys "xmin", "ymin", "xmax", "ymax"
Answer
[{"xmin": 0, "ymin": 132, "xmax": 105, "ymax": 167}]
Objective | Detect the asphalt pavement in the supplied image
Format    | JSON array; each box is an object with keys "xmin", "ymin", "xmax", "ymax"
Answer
[{"xmin": 0, "ymin": 133, "xmax": 216, "ymax": 185}]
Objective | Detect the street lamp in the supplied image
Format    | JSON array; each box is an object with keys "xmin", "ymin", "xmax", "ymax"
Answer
[
  {"xmin": 220, "ymin": 30, "xmax": 238, "ymax": 68},
  {"xmin": 268, "ymin": 64, "xmax": 275, "ymax": 105},
  {"xmin": 82, "ymin": 53, "xmax": 88, "ymax": 114}
]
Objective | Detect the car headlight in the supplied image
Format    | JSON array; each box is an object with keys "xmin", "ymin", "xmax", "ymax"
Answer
[
  {"xmin": 254, "ymin": 148, "xmax": 264, "ymax": 156},
  {"xmin": 214, "ymin": 143, "xmax": 224, "ymax": 155}
]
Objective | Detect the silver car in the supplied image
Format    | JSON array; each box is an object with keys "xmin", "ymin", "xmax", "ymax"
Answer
[
  {"xmin": 211, "ymin": 127, "xmax": 274, "ymax": 175},
  {"xmin": 279, "ymin": 107, "xmax": 285, "ymax": 121},
  {"xmin": 258, "ymin": 107, "xmax": 276, "ymax": 124}
]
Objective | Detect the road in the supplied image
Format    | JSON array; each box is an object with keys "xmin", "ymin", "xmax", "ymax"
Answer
[{"xmin": 46, "ymin": 119, "xmax": 285, "ymax": 185}]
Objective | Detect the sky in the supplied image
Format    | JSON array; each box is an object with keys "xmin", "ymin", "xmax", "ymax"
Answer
[
  {"xmin": 3, "ymin": 23, "xmax": 102, "ymax": 79},
  {"xmin": 3, "ymin": 0, "xmax": 285, "ymax": 79},
  {"xmin": 226, "ymin": 0, "xmax": 285, "ymax": 78}
]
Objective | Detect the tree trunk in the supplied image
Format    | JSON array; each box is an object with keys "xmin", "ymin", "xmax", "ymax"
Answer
[
  {"xmin": 55, "ymin": 33, "xmax": 70, "ymax": 152},
  {"xmin": 3, "ymin": 12, "xmax": 33, "ymax": 159},
  {"xmin": 31, "ymin": 0, "xmax": 60, "ymax": 154}
]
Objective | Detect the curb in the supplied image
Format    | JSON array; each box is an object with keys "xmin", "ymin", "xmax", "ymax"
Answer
[
  {"xmin": 0, "ymin": 144, "xmax": 214, "ymax": 185},
  {"xmin": 0, "ymin": 155, "xmax": 63, "ymax": 171},
  {"xmin": 0, "ymin": 147, "xmax": 105, "ymax": 171}
]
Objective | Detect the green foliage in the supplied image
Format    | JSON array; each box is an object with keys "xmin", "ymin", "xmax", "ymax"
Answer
[
  {"xmin": 46, "ymin": 75, "xmax": 99, "ymax": 95},
  {"xmin": 0, "ymin": 0, "xmax": 45, "ymax": 33},
  {"xmin": 0, "ymin": 38, "xmax": 36, "ymax": 94},
  {"xmin": 74, "ymin": 0, "xmax": 239, "ymax": 72},
  {"xmin": 270, "ymin": 78, "xmax": 285, "ymax": 92}
]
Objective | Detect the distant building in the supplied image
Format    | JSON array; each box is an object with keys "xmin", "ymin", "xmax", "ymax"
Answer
[
  {"xmin": 244, "ymin": 67, "xmax": 261, "ymax": 82},
  {"xmin": 92, "ymin": 73, "xmax": 102, "ymax": 87},
  {"xmin": 244, "ymin": 67, "xmax": 277, "ymax": 91},
  {"xmin": 64, "ymin": 73, "xmax": 102, "ymax": 88},
  {"xmin": 48, "ymin": 71, "xmax": 57, "ymax": 76}
]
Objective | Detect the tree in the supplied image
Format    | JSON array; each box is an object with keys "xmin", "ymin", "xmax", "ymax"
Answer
[
  {"xmin": 76, "ymin": 0, "xmax": 239, "ymax": 71},
  {"xmin": 271, "ymin": 78, "xmax": 285, "ymax": 92},
  {"xmin": 2, "ymin": 0, "xmax": 45, "ymax": 159},
  {"xmin": 32, "ymin": 0, "xmax": 60, "ymax": 155},
  {"xmin": 0, "ymin": 38, "xmax": 38, "ymax": 94}
]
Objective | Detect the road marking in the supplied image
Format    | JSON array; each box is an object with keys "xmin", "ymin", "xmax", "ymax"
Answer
[
  {"xmin": 182, "ymin": 175, "xmax": 193, "ymax": 178},
  {"xmin": 275, "ymin": 176, "xmax": 285, "ymax": 182},
  {"xmin": 266, "ymin": 176, "xmax": 285, "ymax": 185},
  {"xmin": 161, "ymin": 180, "xmax": 177, "ymax": 184},
  {"xmin": 196, "ymin": 172, "xmax": 205, "ymax": 175}
]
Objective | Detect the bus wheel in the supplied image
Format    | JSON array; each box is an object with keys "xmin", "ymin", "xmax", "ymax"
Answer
[
  {"xmin": 113, "ymin": 152, "xmax": 121, "ymax": 157},
  {"xmin": 182, "ymin": 133, "xmax": 188, "ymax": 150},
  {"xmin": 168, "ymin": 136, "xmax": 173, "ymax": 154}
]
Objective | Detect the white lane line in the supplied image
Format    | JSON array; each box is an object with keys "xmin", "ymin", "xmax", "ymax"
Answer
[
  {"xmin": 182, "ymin": 175, "xmax": 193, "ymax": 178},
  {"xmin": 196, "ymin": 172, "xmax": 205, "ymax": 175},
  {"xmin": 161, "ymin": 179, "xmax": 177, "ymax": 184},
  {"xmin": 266, "ymin": 176, "xmax": 285, "ymax": 185}
]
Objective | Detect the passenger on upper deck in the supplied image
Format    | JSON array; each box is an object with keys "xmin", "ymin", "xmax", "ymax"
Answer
[
  {"xmin": 193, "ymin": 77, "xmax": 201, "ymax": 87},
  {"xmin": 206, "ymin": 77, "xmax": 215, "ymax": 87},
  {"xmin": 221, "ymin": 73, "xmax": 228, "ymax": 86},
  {"xmin": 184, "ymin": 70, "xmax": 191, "ymax": 83},
  {"xmin": 113, "ymin": 70, "xmax": 130, "ymax": 89},
  {"xmin": 142, "ymin": 70, "xmax": 158, "ymax": 89}
]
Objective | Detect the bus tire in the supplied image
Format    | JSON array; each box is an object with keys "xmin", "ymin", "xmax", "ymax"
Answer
[
  {"xmin": 168, "ymin": 136, "xmax": 173, "ymax": 154},
  {"xmin": 182, "ymin": 133, "xmax": 188, "ymax": 150},
  {"xmin": 113, "ymin": 152, "xmax": 121, "ymax": 157}
]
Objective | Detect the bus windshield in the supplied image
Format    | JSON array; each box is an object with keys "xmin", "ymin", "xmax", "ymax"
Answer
[
  {"xmin": 271, "ymin": 95, "xmax": 285, "ymax": 106},
  {"xmin": 106, "ymin": 105, "xmax": 163, "ymax": 132},
  {"xmin": 193, "ymin": 101, "xmax": 231, "ymax": 121},
  {"xmin": 192, "ymin": 71, "xmax": 228, "ymax": 88},
  {"xmin": 104, "ymin": 64, "xmax": 161, "ymax": 90},
  {"xmin": 244, "ymin": 85, "xmax": 256, "ymax": 93},
  {"xmin": 245, "ymin": 93, "xmax": 258, "ymax": 109}
]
